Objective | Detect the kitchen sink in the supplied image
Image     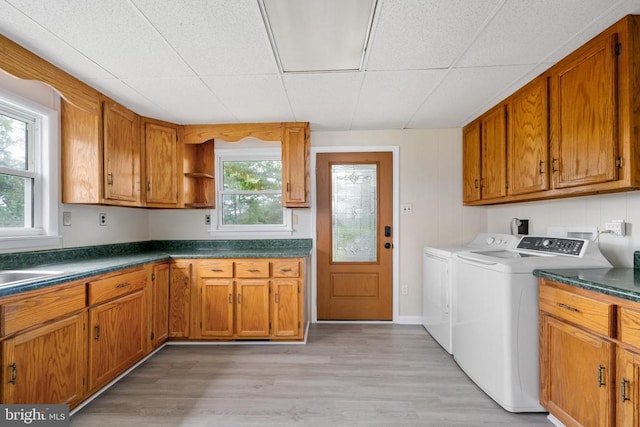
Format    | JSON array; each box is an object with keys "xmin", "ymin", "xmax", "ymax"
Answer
[{"xmin": 0, "ymin": 270, "xmax": 65, "ymax": 288}]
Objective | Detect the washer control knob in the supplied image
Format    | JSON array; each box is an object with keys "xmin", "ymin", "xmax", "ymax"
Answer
[
  {"xmin": 495, "ymin": 239, "xmax": 502, "ymax": 245},
  {"xmin": 542, "ymin": 239, "xmax": 552, "ymax": 247},
  {"xmin": 486, "ymin": 237, "xmax": 495, "ymax": 245}
]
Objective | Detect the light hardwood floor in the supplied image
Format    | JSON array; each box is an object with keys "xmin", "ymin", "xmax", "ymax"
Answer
[{"xmin": 71, "ymin": 324, "xmax": 551, "ymax": 426}]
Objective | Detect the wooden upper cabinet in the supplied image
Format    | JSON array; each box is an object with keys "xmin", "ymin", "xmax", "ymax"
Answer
[
  {"xmin": 480, "ymin": 105, "xmax": 507, "ymax": 200},
  {"xmin": 550, "ymin": 31, "xmax": 619, "ymax": 189},
  {"xmin": 508, "ymin": 77, "xmax": 549, "ymax": 195},
  {"xmin": 462, "ymin": 121, "xmax": 482, "ymax": 203},
  {"xmin": 282, "ymin": 122, "xmax": 310, "ymax": 207},
  {"xmin": 103, "ymin": 101, "xmax": 141, "ymax": 205},
  {"xmin": 144, "ymin": 121, "xmax": 180, "ymax": 207}
]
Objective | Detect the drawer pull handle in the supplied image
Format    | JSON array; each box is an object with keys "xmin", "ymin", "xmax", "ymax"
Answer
[
  {"xmin": 556, "ymin": 302, "xmax": 579, "ymax": 312},
  {"xmin": 116, "ymin": 282, "xmax": 131, "ymax": 289},
  {"xmin": 621, "ymin": 378, "xmax": 631, "ymax": 401},
  {"xmin": 248, "ymin": 269, "xmax": 260, "ymax": 273},
  {"xmin": 597, "ymin": 365, "xmax": 606, "ymax": 387},
  {"xmin": 9, "ymin": 363, "xmax": 17, "ymax": 385},
  {"xmin": 211, "ymin": 269, "xmax": 224, "ymax": 272},
  {"xmin": 279, "ymin": 268, "xmax": 292, "ymax": 272},
  {"xmin": 95, "ymin": 325, "xmax": 101, "ymax": 340}
]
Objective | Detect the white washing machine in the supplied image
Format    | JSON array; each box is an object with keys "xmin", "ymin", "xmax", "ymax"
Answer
[
  {"xmin": 453, "ymin": 235, "xmax": 611, "ymax": 412},
  {"xmin": 422, "ymin": 233, "xmax": 518, "ymax": 354}
]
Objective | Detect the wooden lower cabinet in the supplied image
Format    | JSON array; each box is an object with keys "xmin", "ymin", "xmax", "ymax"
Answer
[
  {"xmin": 540, "ymin": 313, "xmax": 615, "ymax": 426},
  {"xmin": 88, "ymin": 290, "xmax": 146, "ymax": 391},
  {"xmin": 151, "ymin": 263, "xmax": 170, "ymax": 348},
  {"xmin": 192, "ymin": 258, "xmax": 305, "ymax": 340},
  {"xmin": 617, "ymin": 348, "xmax": 640, "ymax": 427},
  {"xmin": 1, "ymin": 312, "xmax": 87, "ymax": 407},
  {"xmin": 169, "ymin": 260, "xmax": 192, "ymax": 338}
]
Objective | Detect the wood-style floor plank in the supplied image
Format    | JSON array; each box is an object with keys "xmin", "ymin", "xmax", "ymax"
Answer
[{"xmin": 71, "ymin": 324, "xmax": 550, "ymax": 426}]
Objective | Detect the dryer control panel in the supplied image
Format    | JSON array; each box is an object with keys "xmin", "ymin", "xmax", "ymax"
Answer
[{"xmin": 516, "ymin": 236, "xmax": 586, "ymax": 257}]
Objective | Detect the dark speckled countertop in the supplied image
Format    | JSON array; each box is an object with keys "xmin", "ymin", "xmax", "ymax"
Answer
[
  {"xmin": 533, "ymin": 250, "xmax": 640, "ymax": 303},
  {"xmin": 0, "ymin": 239, "xmax": 312, "ymax": 298}
]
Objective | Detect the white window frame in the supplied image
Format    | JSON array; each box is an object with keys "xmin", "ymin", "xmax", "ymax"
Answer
[
  {"xmin": 0, "ymin": 88, "xmax": 60, "ymax": 250},
  {"xmin": 210, "ymin": 147, "xmax": 292, "ymax": 237}
]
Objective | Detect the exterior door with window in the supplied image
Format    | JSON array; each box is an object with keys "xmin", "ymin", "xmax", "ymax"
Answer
[{"xmin": 316, "ymin": 152, "xmax": 393, "ymax": 320}]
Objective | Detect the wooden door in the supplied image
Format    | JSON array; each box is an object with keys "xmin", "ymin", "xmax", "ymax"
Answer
[
  {"xmin": 508, "ymin": 77, "xmax": 549, "ymax": 195},
  {"xmin": 1, "ymin": 312, "xmax": 86, "ymax": 406},
  {"xmin": 236, "ymin": 280, "xmax": 270, "ymax": 337},
  {"xmin": 316, "ymin": 152, "xmax": 393, "ymax": 320},
  {"xmin": 617, "ymin": 348, "xmax": 640, "ymax": 427},
  {"xmin": 551, "ymin": 32, "xmax": 619, "ymax": 189},
  {"xmin": 89, "ymin": 291, "xmax": 146, "ymax": 391},
  {"xmin": 540, "ymin": 314, "xmax": 615, "ymax": 427},
  {"xmin": 103, "ymin": 101, "xmax": 140, "ymax": 203},
  {"xmin": 145, "ymin": 122, "xmax": 179, "ymax": 206},
  {"xmin": 282, "ymin": 122, "xmax": 310, "ymax": 207},
  {"xmin": 462, "ymin": 121, "xmax": 482, "ymax": 203},
  {"xmin": 480, "ymin": 105, "xmax": 507, "ymax": 200},
  {"xmin": 152, "ymin": 263, "xmax": 170, "ymax": 347},
  {"xmin": 169, "ymin": 261, "xmax": 192, "ymax": 338},
  {"xmin": 272, "ymin": 279, "xmax": 300, "ymax": 338},
  {"xmin": 200, "ymin": 279, "xmax": 234, "ymax": 337}
]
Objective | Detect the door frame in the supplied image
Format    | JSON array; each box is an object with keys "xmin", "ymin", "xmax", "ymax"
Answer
[{"xmin": 310, "ymin": 146, "xmax": 400, "ymax": 323}]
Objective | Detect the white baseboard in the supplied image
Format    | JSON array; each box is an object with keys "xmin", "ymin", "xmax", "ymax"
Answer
[{"xmin": 395, "ymin": 315, "xmax": 424, "ymax": 325}]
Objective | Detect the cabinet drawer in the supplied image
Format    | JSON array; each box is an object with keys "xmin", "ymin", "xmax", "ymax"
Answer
[
  {"xmin": 88, "ymin": 268, "xmax": 147, "ymax": 305},
  {"xmin": 272, "ymin": 260, "xmax": 300, "ymax": 278},
  {"xmin": 199, "ymin": 260, "xmax": 234, "ymax": 278},
  {"xmin": 1, "ymin": 283, "xmax": 86, "ymax": 336},
  {"xmin": 539, "ymin": 283, "xmax": 614, "ymax": 337},
  {"xmin": 619, "ymin": 307, "xmax": 640, "ymax": 348},
  {"xmin": 236, "ymin": 261, "xmax": 270, "ymax": 278}
]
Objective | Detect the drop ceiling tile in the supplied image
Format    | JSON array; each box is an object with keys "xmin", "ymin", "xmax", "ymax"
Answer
[
  {"xmin": 457, "ymin": 0, "xmax": 632, "ymax": 67},
  {"xmin": 0, "ymin": 0, "xmax": 113, "ymax": 80},
  {"xmin": 351, "ymin": 70, "xmax": 447, "ymax": 130},
  {"xmin": 201, "ymin": 75, "xmax": 294, "ymax": 123},
  {"xmin": 5, "ymin": 0, "xmax": 193, "ymax": 79},
  {"xmin": 407, "ymin": 65, "xmax": 531, "ymax": 128},
  {"xmin": 283, "ymin": 72, "xmax": 363, "ymax": 130},
  {"xmin": 131, "ymin": 0, "xmax": 278, "ymax": 76},
  {"xmin": 83, "ymin": 77, "xmax": 167, "ymax": 119},
  {"xmin": 366, "ymin": 0, "xmax": 503, "ymax": 71},
  {"xmin": 122, "ymin": 77, "xmax": 235, "ymax": 124}
]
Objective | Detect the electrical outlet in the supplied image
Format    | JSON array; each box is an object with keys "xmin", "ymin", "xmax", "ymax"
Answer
[
  {"xmin": 401, "ymin": 285, "xmax": 408, "ymax": 295},
  {"xmin": 62, "ymin": 211, "xmax": 72, "ymax": 226},
  {"xmin": 605, "ymin": 220, "xmax": 627, "ymax": 236},
  {"xmin": 99, "ymin": 213, "xmax": 107, "ymax": 226},
  {"xmin": 401, "ymin": 204, "xmax": 413, "ymax": 214},
  {"xmin": 205, "ymin": 214, "xmax": 211, "ymax": 225}
]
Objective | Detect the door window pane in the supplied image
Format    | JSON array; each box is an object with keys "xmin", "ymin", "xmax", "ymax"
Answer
[{"xmin": 331, "ymin": 164, "xmax": 377, "ymax": 262}]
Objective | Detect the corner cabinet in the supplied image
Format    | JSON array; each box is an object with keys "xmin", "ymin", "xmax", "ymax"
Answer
[
  {"xmin": 463, "ymin": 14, "xmax": 640, "ymax": 206},
  {"xmin": 169, "ymin": 260, "xmax": 193, "ymax": 338},
  {"xmin": 538, "ymin": 278, "xmax": 640, "ymax": 427}
]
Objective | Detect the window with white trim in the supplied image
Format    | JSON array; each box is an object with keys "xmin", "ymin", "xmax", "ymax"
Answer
[
  {"xmin": 213, "ymin": 147, "xmax": 292, "ymax": 235},
  {"xmin": 0, "ymin": 90, "xmax": 59, "ymax": 250}
]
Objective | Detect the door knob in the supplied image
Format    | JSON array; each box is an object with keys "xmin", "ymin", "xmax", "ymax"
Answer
[{"xmin": 384, "ymin": 242, "xmax": 392, "ymax": 249}]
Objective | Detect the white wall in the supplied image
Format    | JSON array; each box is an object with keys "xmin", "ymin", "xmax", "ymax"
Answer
[{"xmin": 487, "ymin": 191, "xmax": 640, "ymax": 267}]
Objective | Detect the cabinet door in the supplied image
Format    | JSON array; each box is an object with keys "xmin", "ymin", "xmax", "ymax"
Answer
[
  {"xmin": 480, "ymin": 106, "xmax": 507, "ymax": 200},
  {"xmin": 89, "ymin": 291, "xmax": 146, "ymax": 391},
  {"xmin": 1, "ymin": 312, "xmax": 86, "ymax": 407},
  {"xmin": 145, "ymin": 122, "xmax": 179, "ymax": 206},
  {"xmin": 551, "ymin": 33, "xmax": 619, "ymax": 189},
  {"xmin": 462, "ymin": 121, "xmax": 482, "ymax": 203},
  {"xmin": 200, "ymin": 279, "xmax": 234, "ymax": 337},
  {"xmin": 617, "ymin": 348, "xmax": 640, "ymax": 427},
  {"xmin": 103, "ymin": 101, "xmax": 140, "ymax": 203},
  {"xmin": 540, "ymin": 314, "xmax": 615, "ymax": 427},
  {"xmin": 282, "ymin": 123, "xmax": 309, "ymax": 207},
  {"xmin": 152, "ymin": 263, "xmax": 170, "ymax": 347},
  {"xmin": 508, "ymin": 77, "xmax": 549, "ymax": 195},
  {"xmin": 236, "ymin": 279, "xmax": 270, "ymax": 337},
  {"xmin": 272, "ymin": 279, "xmax": 300, "ymax": 338},
  {"xmin": 169, "ymin": 261, "xmax": 192, "ymax": 338}
]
